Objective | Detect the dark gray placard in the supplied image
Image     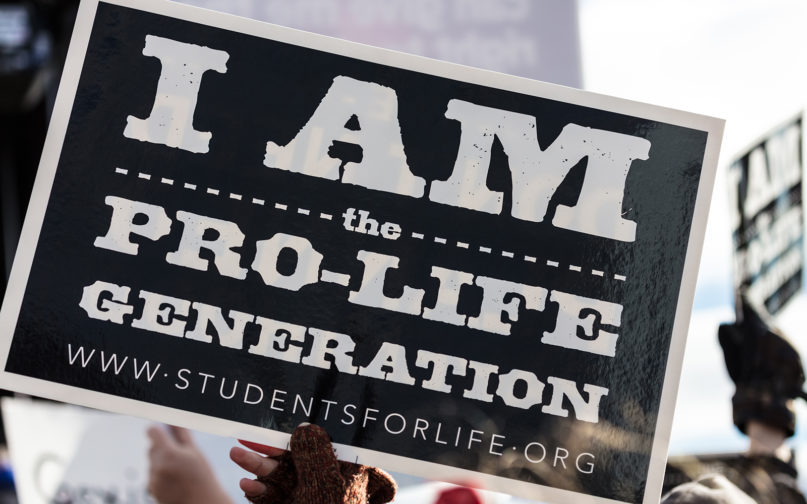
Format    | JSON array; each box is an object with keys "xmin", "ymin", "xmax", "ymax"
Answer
[{"xmin": 728, "ymin": 115, "xmax": 803, "ymax": 315}]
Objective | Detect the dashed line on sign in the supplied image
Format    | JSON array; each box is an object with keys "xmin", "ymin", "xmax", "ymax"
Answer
[
  {"xmin": 117, "ymin": 167, "xmax": 626, "ymax": 281},
  {"xmin": 321, "ymin": 270, "xmax": 351, "ymax": 286}
]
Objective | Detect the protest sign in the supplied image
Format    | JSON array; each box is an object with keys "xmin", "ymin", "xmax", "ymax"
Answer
[
  {"xmin": 1, "ymin": 398, "xmax": 247, "ymax": 504},
  {"xmin": 728, "ymin": 114, "xmax": 803, "ymax": 315},
  {"xmin": 0, "ymin": 0, "xmax": 723, "ymax": 502},
  {"xmin": 174, "ymin": 0, "xmax": 582, "ymax": 86}
]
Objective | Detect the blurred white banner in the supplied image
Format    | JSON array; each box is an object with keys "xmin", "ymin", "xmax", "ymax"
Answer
[{"xmin": 1, "ymin": 398, "xmax": 246, "ymax": 504}]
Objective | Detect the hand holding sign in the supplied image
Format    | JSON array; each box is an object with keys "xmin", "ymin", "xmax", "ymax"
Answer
[
  {"xmin": 233, "ymin": 424, "xmax": 397, "ymax": 504},
  {"xmin": 230, "ymin": 439, "xmax": 284, "ymax": 498}
]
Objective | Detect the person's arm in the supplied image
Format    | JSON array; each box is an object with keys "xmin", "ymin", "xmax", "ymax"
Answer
[{"xmin": 147, "ymin": 425, "xmax": 234, "ymax": 504}]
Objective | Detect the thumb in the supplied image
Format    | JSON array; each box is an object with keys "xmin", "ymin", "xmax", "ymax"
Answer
[
  {"xmin": 168, "ymin": 425, "xmax": 194, "ymax": 446},
  {"xmin": 365, "ymin": 467, "xmax": 397, "ymax": 504},
  {"xmin": 289, "ymin": 424, "xmax": 344, "ymax": 498}
]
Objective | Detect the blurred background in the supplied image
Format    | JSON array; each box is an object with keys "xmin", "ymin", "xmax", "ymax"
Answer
[{"xmin": 2, "ymin": 0, "xmax": 807, "ymax": 502}]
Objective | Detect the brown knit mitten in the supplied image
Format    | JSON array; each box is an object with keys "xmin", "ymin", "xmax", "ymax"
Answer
[
  {"xmin": 718, "ymin": 296, "xmax": 805, "ymax": 437},
  {"xmin": 246, "ymin": 424, "xmax": 396, "ymax": 504}
]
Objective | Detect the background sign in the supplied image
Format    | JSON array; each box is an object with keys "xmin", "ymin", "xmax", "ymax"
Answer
[
  {"xmin": 728, "ymin": 114, "xmax": 803, "ymax": 315},
  {"xmin": 174, "ymin": 0, "xmax": 582, "ymax": 87},
  {"xmin": 0, "ymin": 1, "xmax": 723, "ymax": 502},
  {"xmin": 1, "ymin": 398, "xmax": 247, "ymax": 504}
]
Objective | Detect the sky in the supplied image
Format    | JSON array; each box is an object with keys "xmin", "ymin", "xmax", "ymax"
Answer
[
  {"xmin": 578, "ymin": 0, "xmax": 807, "ymax": 488},
  {"xmin": 580, "ymin": 0, "xmax": 807, "ymax": 311}
]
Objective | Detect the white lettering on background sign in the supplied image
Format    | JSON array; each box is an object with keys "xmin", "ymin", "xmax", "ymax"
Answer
[
  {"xmin": 727, "ymin": 121, "xmax": 801, "ymax": 230},
  {"xmin": 126, "ymin": 35, "xmax": 650, "ymax": 243},
  {"xmin": 741, "ymin": 123, "xmax": 800, "ymax": 219},
  {"xmin": 728, "ymin": 118, "xmax": 803, "ymax": 313}
]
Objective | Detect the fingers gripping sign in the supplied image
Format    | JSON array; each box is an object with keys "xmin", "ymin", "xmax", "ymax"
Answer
[
  {"xmin": 231, "ymin": 424, "xmax": 396, "ymax": 504},
  {"xmin": 230, "ymin": 440, "xmax": 284, "ymax": 498}
]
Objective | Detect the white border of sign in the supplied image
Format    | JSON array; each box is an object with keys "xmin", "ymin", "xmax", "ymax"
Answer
[{"xmin": 0, "ymin": 1, "xmax": 724, "ymax": 502}]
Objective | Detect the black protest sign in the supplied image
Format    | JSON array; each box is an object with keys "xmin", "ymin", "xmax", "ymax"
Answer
[
  {"xmin": 728, "ymin": 115, "xmax": 803, "ymax": 315},
  {"xmin": 0, "ymin": 1, "xmax": 723, "ymax": 502}
]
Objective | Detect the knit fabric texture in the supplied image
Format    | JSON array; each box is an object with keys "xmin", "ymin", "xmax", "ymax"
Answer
[
  {"xmin": 247, "ymin": 424, "xmax": 396, "ymax": 504},
  {"xmin": 718, "ymin": 296, "xmax": 804, "ymax": 436}
]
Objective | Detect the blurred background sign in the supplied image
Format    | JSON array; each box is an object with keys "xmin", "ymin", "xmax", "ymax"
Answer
[
  {"xmin": 0, "ymin": 398, "xmax": 247, "ymax": 504},
  {"xmin": 727, "ymin": 114, "xmax": 803, "ymax": 315},
  {"xmin": 175, "ymin": 0, "xmax": 582, "ymax": 86}
]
